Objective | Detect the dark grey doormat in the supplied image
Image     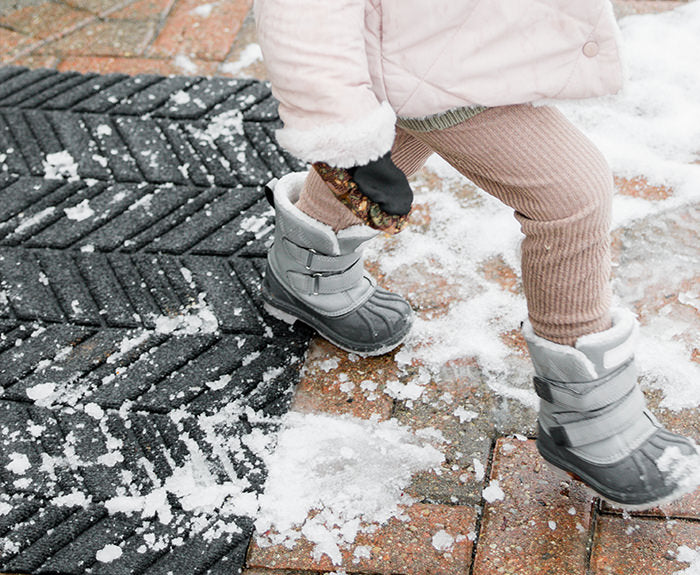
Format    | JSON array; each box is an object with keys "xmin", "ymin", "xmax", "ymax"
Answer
[{"xmin": 0, "ymin": 67, "xmax": 311, "ymax": 575}]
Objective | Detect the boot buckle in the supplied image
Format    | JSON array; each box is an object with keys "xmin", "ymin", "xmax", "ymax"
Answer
[
  {"xmin": 306, "ymin": 249, "xmax": 317, "ymax": 270},
  {"xmin": 312, "ymin": 272, "xmax": 322, "ymax": 295}
]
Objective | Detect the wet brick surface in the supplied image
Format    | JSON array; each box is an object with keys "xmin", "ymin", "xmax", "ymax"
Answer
[
  {"xmin": 472, "ymin": 439, "xmax": 595, "ymax": 575},
  {"xmin": 590, "ymin": 515, "xmax": 700, "ymax": 574}
]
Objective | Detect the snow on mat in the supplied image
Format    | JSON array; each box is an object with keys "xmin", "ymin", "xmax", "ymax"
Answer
[{"xmin": 0, "ymin": 68, "xmax": 312, "ymax": 575}]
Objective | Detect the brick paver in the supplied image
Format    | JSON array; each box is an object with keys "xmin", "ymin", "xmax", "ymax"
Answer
[
  {"xmin": 0, "ymin": 0, "xmax": 253, "ymax": 77},
  {"xmin": 109, "ymin": 0, "xmax": 175, "ymax": 20},
  {"xmin": 0, "ymin": 26, "xmax": 31, "ymax": 53},
  {"xmin": 291, "ymin": 339, "xmax": 397, "ymax": 420},
  {"xmin": 247, "ymin": 503, "xmax": 478, "ymax": 575},
  {"xmin": 603, "ymin": 486, "xmax": 700, "ymax": 521},
  {"xmin": 56, "ymin": 54, "xmax": 219, "ymax": 76},
  {"xmin": 0, "ymin": 2, "xmax": 91, "ymax": 40},
  {"xmin": 472, "ymin": 439, "xmax": 596, "ymax": 575},
  {"xmin": 591, "ymin": 515, "xmax": 700, "ymax": 574},
  {"xmin": 42, "ymin": 19, "xmax": 155, "ymax": 57},
  {"xmin": 147, "ymin": 0, "xmax": 251, "ymax": 60},
  {"xmin": 66, "ymin": 0, "xmax": 125, "ymax": 12}
]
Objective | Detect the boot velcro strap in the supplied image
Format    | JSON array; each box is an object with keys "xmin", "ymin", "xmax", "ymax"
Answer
[
  {"xmin": 533, "ymin": 360, "xmax": 636, "ymax": 412},
  {"xmin": 548, "ymin": 386, "xmax": 646, "ymax": 448},
  {"xmin": 287, "ymin": 259, "xmax": 365, "ymax": 295},
  {"xmin": 283, "ymin": 238, "xmax": 360, "ymax": 273}
]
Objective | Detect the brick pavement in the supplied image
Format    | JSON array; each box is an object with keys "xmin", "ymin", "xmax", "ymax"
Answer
[{"xmin": 1, "ymin": 1, "xmax": 698, "ymax": 574}]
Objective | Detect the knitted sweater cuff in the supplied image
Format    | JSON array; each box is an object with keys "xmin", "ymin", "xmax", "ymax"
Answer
[{"xmin": 397, "ymin": 105, "xmax": 488, "ymax": 132}]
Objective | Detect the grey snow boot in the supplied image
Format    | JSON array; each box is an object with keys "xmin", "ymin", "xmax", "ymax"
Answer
[
  {"xmin": 261, "ymin": 172, "xmax": 413, "ymax": 356},
  {"xmin": 524, "ymin": 309, "xmax": 700, "ymax": 510}
]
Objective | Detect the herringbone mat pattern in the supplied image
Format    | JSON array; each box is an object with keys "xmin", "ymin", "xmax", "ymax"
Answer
[{"xmin": 0, "ymin": 67, "xmax": 309, "ymax": 575}]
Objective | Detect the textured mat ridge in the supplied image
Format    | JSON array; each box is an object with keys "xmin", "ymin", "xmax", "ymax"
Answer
[{"xmin": 0, "ymin": 66, "xmax": 309, "ymax": 575}]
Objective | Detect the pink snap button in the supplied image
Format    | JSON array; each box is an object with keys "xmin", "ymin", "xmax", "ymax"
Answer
[{"xmin": 582, "ymin": 41, "xmax": 600, "ymax": 58}]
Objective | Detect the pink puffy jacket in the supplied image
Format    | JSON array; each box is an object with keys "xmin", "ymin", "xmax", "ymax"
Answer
[{"xmin": 254, "ymin": 0, "xmax": 624, "ymax": 168}]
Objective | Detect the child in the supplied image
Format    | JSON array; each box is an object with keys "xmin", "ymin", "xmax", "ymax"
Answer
[{"xmin": 254, "ymin": 0, "xmax": 699, "ymax": 510}]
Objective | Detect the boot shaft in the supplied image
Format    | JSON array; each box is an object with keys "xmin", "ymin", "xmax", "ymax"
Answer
[{"xmin": 523, "ymin": 309, "xmax": 638, "ymax": 383}]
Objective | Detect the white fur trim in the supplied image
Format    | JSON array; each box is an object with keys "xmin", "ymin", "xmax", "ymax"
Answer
[
  {"xmin": 522, "ymin": 319, "xmax": 598, "ymax": 379},
  {"xmin": 276, "ymin": 102, "xmax": 397, "ymax": 168},
  {"xmin": 337, "ymin": 225, "xmax": 377, "ymax": 245},
  {"xmin": 577, "ymin": 308, "xmax": 638, "ymax": 370},
  {"xmin": 272, "ymin": 171, "xmax": 307, "ymax": 204},
  {"xmin": 271, "ymin": 171, "xmax": 340, "ymax": 255}
]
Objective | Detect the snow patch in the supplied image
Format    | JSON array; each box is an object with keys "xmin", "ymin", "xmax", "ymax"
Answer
[
  {"xmin": 255, "ymin": 412, "xmax": 444, "ymax": 565},
  {"xmin": 239, "ymin": 213, "xmax": 273, "ymax": 238},
  {"xmin": 26, "ymin": 382, "xmax": 56, "ymax": 402},
  {"xmin": 83, "ymin": 402, "xmax": 104, "ymax": 419},
  {"xmin": 656, "ymin": 446, "xmax": 700, "ymax": 493},
  {"xmin": 637, "ymin": 323, "xmax": 700, "ymax": 410},
  {"xmin": 206, "ymin": 374, "xmax": 231, "ymax": 391},
  {"xmin": 190, "ymin": 110, "xmax": 244, "ymax": 145},
  {"xmin": 65, "ymin": 199, "xmax": 95, "ymax": 221},
  {"xmin": 174, "ymin": 54, "xmax": 198, "ymax": 75},
  {"xmin": 43, "ymin": 151, "xmax": 79, "ymax": 181},
  {"xmin": 14, "ymin": 207, "xmax": 56, "ymax": 234},
  {"xmin": 384, "ymin": 378, "xmax": 425, "ymax": 401},
  {"xmin": 317, "ymin": 357, "xmax": 340, "ymax": 372},
  {"xmin": 96, "ymin": 124, "xmax": 112, "ymax": 137},
  {"xmin": 107, "ymin": 332, "xmax": 150, "ymax": 364},
  {"xmin": 5, "ymin": 453, "xmax": 30, "ymax": 475},
  {"xmin": 453, "ymin": 407, "xmax": 478, "ymax": 423},
  {"xmin": 220, "ymin": 43, "xmax": 263, "ymax": 77},
  {"xmin": 191, "ymin": 3, "xmax": 213, "ymax": 17},
  {"xmin": 432, "ymin": 529, "xmax": 455, "ymax": 552},
  {"xmin": 674, "ymin": 546, "xmax": 700, "ymax": 575},
  {"xmin": 483, "ymin": 480, "xmax": 505, "ymax": 503},
  {"xmin": 96, "ymin": 544, "xmax": 123, "ymax": 563},
  {"xmin": 153, "ymin": 294, "xmax": 219, "ymax": 336},
  {"xmin": 171, "ymin": 90, "xmax": 191, "ymax": 105}
]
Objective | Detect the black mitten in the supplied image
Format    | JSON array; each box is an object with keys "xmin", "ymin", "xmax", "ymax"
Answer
[{"xmin": 349, "ymin": 152, "xmax": 412, "ymax": 216}]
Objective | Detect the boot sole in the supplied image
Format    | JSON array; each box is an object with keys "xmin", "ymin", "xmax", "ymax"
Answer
[
  {"xmin": 262, "ymin": 269, "xmax": 413, "ymax": 357},
  {"xmin": 538, "ymin": 438, "xmax": 699, "ymax": 511},
  {"xmin": 263, "ymin": 300, "xmax": 411, "ymax": 357}
]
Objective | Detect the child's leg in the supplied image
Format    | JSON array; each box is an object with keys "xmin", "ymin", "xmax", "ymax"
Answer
[
  {"xmin": 409, "ymin": 104, "xmax": 612, "ymax": 345},
  {"xmin": 294, "ymin": 127, "xmax": 433, "ymax": 231},
  {"xmin": 409, "ymin": 105, "xmax": 699, "ymax": 509}
]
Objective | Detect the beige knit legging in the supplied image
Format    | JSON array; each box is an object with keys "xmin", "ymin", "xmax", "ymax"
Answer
[{"xmin": 296, "ymin": 104, "xmax": 613, "ymax": 345}]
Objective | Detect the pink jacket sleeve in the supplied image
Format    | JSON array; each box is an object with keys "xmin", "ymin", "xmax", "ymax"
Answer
[{"xmin": 254, "ymin": 0, "xmax": 396, "ymax": 168}]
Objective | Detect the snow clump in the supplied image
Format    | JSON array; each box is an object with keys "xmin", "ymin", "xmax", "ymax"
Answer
[{"xmin": 254, "ymin": 412, "xmax": 444, "ymax": 565}]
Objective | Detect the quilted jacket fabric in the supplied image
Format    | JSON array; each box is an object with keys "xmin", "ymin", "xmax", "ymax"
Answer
[{"xmin": 254, "ymin": 0, "xmax": 624, "ymax": 167}]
